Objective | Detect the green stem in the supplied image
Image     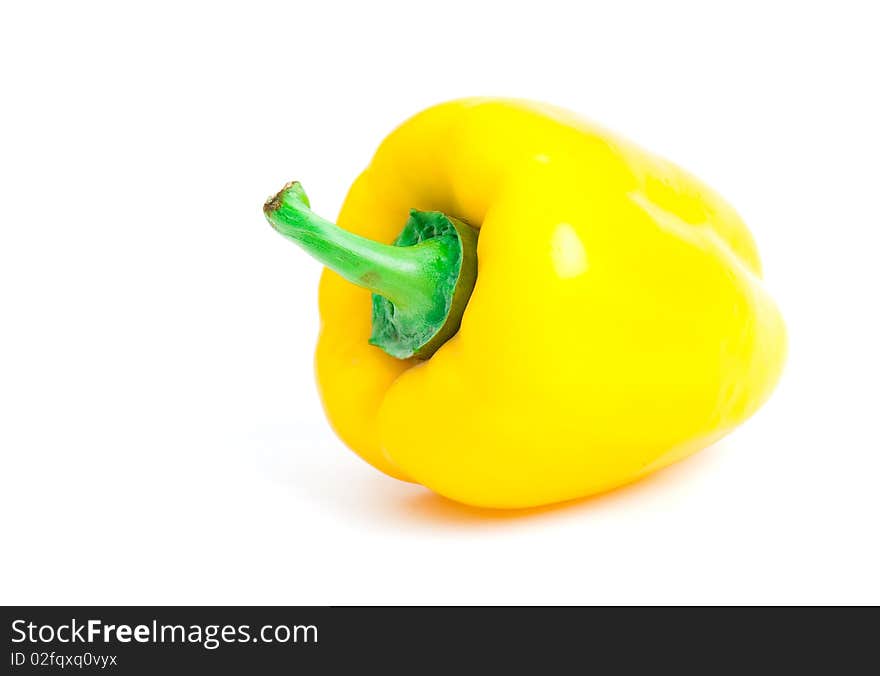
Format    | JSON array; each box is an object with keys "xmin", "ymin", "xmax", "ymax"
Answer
[
  {"xmin": 264, "ymin": 182, "xmax": 441, "ymax": 313},
  {"xmin": 264, "ymin": 181, "xmax": 478, "ymax": 360}
]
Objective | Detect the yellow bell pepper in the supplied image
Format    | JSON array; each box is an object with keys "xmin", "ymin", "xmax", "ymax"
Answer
[{"xmin": 264, "ymin": 98, "xmax": 786, "ymax": 509}]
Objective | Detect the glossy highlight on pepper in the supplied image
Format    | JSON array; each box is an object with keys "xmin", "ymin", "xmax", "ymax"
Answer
[{"xmin": 265, "ymin": 98, "xmax": 787, "ymax": 509}]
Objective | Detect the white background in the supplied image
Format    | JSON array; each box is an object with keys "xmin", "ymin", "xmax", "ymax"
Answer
[{"xmin": 2, "ymin": 1, "xmax": 878, "ymax": 605}]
